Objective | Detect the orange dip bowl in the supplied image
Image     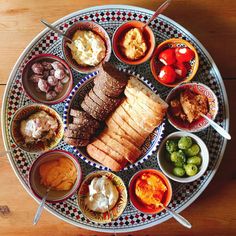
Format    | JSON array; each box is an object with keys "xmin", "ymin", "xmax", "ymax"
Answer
[
  {"xmin": 112, "ymin": 20, "xmax": 155, "ymax": 65},
  {"xmin": 129, "ymin": 169, "xmax": 172, "ymax": 214},
  {"xmin": 150, "ymin": 38, "xmax": 199, "ymax": 87}
]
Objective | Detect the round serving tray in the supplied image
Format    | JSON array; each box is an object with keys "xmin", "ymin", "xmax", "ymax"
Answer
[{"xmin": 1, "ymin": 5, "xmax": 229, "ymax": 233}]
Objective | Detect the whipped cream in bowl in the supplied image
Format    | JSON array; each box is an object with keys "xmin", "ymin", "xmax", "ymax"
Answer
[{"xmin": 78, "ymin": 171, "xmax": 127, "ymax": 223}]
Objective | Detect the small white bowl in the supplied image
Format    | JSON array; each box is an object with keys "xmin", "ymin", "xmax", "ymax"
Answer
[{"xmin": 157, "ymin": 131, "xmax": 209, "ymax": 183}]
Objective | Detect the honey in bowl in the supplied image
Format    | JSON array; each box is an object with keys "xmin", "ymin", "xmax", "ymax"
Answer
[{"xmin": 39, "ymin": 156, "xmax": 77, "ymax": 191}]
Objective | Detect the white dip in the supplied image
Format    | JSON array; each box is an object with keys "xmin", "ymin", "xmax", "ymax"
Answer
[
  {"xmin": 68, "ymin": 30, "xmax": 106, "ymax": 66},
  {"xmin": 85, "ymin": 176, "xmax": 119, "ymax": 213},
  {"xmin": 20, "ymin": 111, "xmax": 58, "ymax": 144}
]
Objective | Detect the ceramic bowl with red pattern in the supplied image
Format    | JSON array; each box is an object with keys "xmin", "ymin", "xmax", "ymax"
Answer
[
  {"xmin": 22, "ymin": 54, "xmax": 73, "ymax": 105},
  {"xmin": 166, "ymin": 82, "xmax": 218, "ymax": 132}
]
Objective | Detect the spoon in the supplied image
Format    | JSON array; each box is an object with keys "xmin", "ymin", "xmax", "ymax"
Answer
[
  {"xmin": 141, "ymin": 0, "xmax": 172, "ymax": 30},
  {"xmin": 33, "ymin": 187, "xmax": 51, "ymax": 225},
  {"xmin": 200, "ymin": 113, "xmax": 231, "ymax": 140},
  {"xmin": 101, "ymin": 192, "xmax": 117, "ymax": 236},
  {"xmin": 159, "ymin": 203, "xmax": 192, "ymax": 229},
  {"xmin": 40, "ymin": 19, "xmax": 73, "ymax": 43}
]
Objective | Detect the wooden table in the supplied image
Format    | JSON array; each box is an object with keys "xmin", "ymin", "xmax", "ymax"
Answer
[{"xmin": 0, "ymin": 1, "xmax": 235, "ymax": 235}]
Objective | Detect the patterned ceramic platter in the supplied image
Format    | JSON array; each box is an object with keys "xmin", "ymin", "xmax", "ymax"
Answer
[{"xmin": 1, "ymin": 5, "xmax": 229, "ymax": 233}]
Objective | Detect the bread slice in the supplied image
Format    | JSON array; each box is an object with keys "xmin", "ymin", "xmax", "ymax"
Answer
[
  {"xmin": 100, "ymin": 62, "xmax": 129, "ymax": 89},
  {"xmin": 87, "ymin": 144, "xmax": 123, "ymax": 171},
  {"xmin": 98, "ymin": 132, "xmax": 138, "ymax": 164},
  {"xmin": 121, "ymin": 100, "xmax": 156, "ymax": 133},
  {"xmin": 64, "ymin": 137, "xmax": 89, "ymax": 147},
  {"xmin": 104, "ymin": 130, "xmax": 142, "ymax": 163},
  {"xmin": 109, "ymin": 110, "xmax": 146, "ymax": 145},
  {"xmin": 125, "ymin": 89, "xmax": 166, "ymax": 119},
  {"xmin": 126, "ymin": 98, "xmax": 163, "ymax": 127},
  {"xmin": 115, "ymin": 104, "xmax": 150, "ymax": 139},
  {"xmin": 93, "ymin": 86, "xmax": 122, "ymax": 106},
  {"xmin": 64, "ymin": 129, "xmax": 91, "ymax": 139},
  {"xmin": 125, "ymin": 76, "xmax": 168, "ymax": 113},
  {"xmin": 68, "ymin": 123, "xmax": 98, "ymax": 134},
  {"xmin": 94, "ymin": 76, "xmax": 124, "ymax": 98},
  {"xmin": 81, "ymin": 98, "xmax": 106, "ymax": 121},
  {"xmin": 105, "ymin": 116, "xmax": 140, "ymax": 147},
  {"xmin": 92, "ymin": 138, "xmax": 127, "ymax": 167}
]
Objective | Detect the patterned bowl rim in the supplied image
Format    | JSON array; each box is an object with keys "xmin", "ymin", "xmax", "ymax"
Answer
[
  {"xmin": 166, "ymin": 82, "xmax": 219, "ymax": 132},
  {"xmin": 63, "ymin": 69, "xmax": 165, "ymax": 171},
  {"xmin": 21, "ymin": 53, "xmax": 74, "ymax": 105},
  {"xmin": 10, "ymin": 103, "xmax": 64, "ymax": 154},
  {"xmin": 1, "ymin": 5, "xmax": 230, "ymax": 233},
  {"xmin": 77, "ymin": 170, "xmax": 128, "ymax": 224},
  {"xmin": 62, "ymin": 20, "xmax": 112, "ymax": 74},
  {"xmin": 29, "ymin": 149, "xmax": 83, "ymax": 203}
]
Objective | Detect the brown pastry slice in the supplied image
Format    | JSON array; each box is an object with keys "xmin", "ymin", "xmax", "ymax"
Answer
[
  {"xmin": 64, "ymin": 129, "xmax": 91, "ymax": 140},
  {"xmin": 64, "ymin": 137, "xmax": 89, "ymax": 147}
]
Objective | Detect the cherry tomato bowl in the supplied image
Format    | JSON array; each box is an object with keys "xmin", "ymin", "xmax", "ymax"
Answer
[{"xmin": 150, "ymin": 38, "xmax": 199, "ymax": 87}]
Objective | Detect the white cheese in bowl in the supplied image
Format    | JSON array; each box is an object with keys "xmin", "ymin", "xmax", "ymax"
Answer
[
  {"xmin": 85, "ymin": 176, "xmax": 119, "ymax": 213},
  {"xmin": 68, "ymin": 30, "xmax": 106, "ymax": 66}
]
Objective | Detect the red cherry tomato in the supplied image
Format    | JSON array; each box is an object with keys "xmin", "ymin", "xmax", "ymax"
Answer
[
  {"xmin": 174, "ymin": 62, "xmax": 187, "ymax": 79},
  {"xmin": 158, "ymin": 65, "xmax": 176, "ymax": 84},
  {"xmin": 158, "ymin": 48, "xmax": 176, "ymax": 65},
  {"xmin": 175, "ymin": 47, "xmax": 195, "ymax": 62}
]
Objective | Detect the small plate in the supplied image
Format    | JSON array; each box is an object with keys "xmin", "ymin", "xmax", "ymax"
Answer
[
  {"xmin": 112, "ymin": 20, "xmax": 155, "ymax": 65},
  {"xmin": 129, "ymin": 169, "xmax": 172, "ymax": 214},
  {"xmin": 22, "ymin": 53, "xmax": 73, "ymax": 105},
  {"xmin": 78, "ymin": 171, "xmax": 127, "ymax": 223},
  {"xmin": 150, "ymin": 38, "xmax": 199, "ymax": 87}
]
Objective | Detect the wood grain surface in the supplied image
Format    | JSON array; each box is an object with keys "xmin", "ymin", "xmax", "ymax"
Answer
[{"xmin": 0, "ymin": 0, "xmax": 235, "ymax": 235}]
